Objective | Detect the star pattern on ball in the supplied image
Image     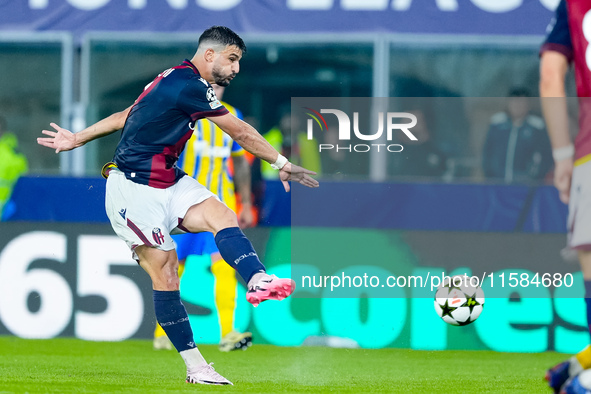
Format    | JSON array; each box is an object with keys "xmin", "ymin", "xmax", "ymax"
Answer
[{"xmin": 439, "ymin": 299, "xmax": 457, "ymax": 318}]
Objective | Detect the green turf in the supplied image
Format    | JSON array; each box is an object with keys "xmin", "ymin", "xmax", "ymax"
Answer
[{"xmin": 0, "ymin": 336, "xmax": 566, "ymax": 393}]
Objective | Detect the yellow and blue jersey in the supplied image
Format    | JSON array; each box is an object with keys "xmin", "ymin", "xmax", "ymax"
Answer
[{"xmin": 177, "ymin": 101, "xmax": 244, "ymax": 212}]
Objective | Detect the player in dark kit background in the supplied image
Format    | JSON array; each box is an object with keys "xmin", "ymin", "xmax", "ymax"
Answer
[
  {"xmin": 37, "ymin": 26, "xmax": 318, "ymax": 386},
  {"xmin": 540, "ymin": 1, "xmax": 591, "ymax": 392}
]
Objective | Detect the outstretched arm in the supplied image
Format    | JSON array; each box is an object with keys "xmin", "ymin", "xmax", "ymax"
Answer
[
  {"xmin": 37, "ymin": 105, "xmax": 132, "ymax": 153},
  {"xmin": 210, "ymin": 112, "xmax": 319, "ymax": 191},
  {"xmin": 540, "ymin": 50, "xmax": 572, "ymax": 203}
]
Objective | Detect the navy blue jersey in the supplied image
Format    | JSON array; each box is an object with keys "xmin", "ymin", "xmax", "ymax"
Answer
[
  {"xmin": 113, "ymin": 60, "xmax": 228, "ymax": 188},
  {"xmin": 541, "ymin": 0, "xmax": 573, "ymax": 62},
  {"xmin": 541, "ymin": 0, "xmax": 591, "ymax": 160}
]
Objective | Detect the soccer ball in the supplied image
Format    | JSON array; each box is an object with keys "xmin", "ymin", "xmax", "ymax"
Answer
[{"xmin": 434, "ymin": 275, "xmax": 485, "ymax": 326}]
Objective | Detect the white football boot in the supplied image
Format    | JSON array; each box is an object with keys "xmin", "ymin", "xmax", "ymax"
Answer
[{"xmin": 186, "ymin": 363, "xmax": 233, "ymax": 385}]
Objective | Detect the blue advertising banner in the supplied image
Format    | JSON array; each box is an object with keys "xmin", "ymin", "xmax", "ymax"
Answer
[
  {"xmin": 0, "ymin": 0, "xmax": 557, "ymax": 36},
  {"xmin": 8, "ymin": 176, "xmax": 568, "ymax": 233}
]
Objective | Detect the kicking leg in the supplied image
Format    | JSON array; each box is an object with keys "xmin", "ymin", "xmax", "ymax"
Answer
[{"xmin": 181, "ymin": 197, "xmax": 295, "ymax": 307}]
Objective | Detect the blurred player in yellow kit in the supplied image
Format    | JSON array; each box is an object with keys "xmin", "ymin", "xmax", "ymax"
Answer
[{"xmin": 153, "ymin": 84, "xmax": 255, "ymax": 352}]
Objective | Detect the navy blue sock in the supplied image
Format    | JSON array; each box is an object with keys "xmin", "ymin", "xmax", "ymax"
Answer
[
  {"xmin": 585, "ymin": 281, "xmax": 591, "ymax": 340},
  {"xmin": 215, "ymin": 227, "xmax": 265, "ymax": 284},
  {"xmin": 153, "ymin": 290, "xmax": 195, "ymax": 352}
]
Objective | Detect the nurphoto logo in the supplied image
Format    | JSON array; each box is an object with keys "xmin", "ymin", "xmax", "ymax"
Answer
[{"xmin": 304, "ymin": 108, "xmax": 418, "ymax": 153}]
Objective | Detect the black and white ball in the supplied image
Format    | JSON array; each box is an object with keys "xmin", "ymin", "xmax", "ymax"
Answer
[{"xmin": 434, "ymin": 275, "xmax": 485, "ymax": 326}]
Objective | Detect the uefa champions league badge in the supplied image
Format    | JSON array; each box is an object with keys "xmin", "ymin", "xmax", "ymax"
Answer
[{"xmin": 206, "ymin": 87, "xmax": 222, "ymax": 109}]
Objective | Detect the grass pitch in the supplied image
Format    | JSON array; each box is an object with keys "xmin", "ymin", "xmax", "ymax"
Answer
[{"xmin": 0, "ymin": 336, "xmax": 564, "ymax": 393}]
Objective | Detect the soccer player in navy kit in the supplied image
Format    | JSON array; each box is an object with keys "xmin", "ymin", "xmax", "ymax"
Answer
[
  {"xmin": 37, "ymin": 26, "xmax": 318, "ymax": 385},
  {"xmin": 541, "ymin": 1, "xmax": 591, "ymax": 392}
]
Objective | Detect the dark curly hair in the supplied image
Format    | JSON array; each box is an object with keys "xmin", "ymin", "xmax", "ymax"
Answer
[{"xmin": 198, "ymin": 26, "xmax": 246, "ymax": 54}]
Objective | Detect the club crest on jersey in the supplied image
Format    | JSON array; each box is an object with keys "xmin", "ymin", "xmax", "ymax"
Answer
[{"xmin": 152, "ymin": 228, "xmax": 165, "ymax": 245}]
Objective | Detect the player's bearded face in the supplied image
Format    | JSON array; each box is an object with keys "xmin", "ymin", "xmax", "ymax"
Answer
[
  {"xmin": 212, "ymin": 65, "xmax": 235, "ymax": 87},
  {"xmin": 211, "ymin": 46, "xmax": 241, "ymax": 87}
]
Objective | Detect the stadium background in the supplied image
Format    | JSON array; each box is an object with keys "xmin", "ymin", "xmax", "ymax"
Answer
[{"xmin": 0, "ymin": 0, "xmax": 584, "ymax": 354}]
